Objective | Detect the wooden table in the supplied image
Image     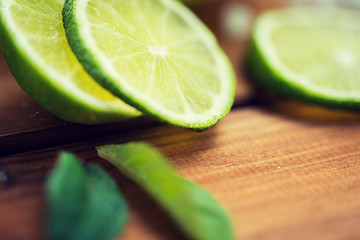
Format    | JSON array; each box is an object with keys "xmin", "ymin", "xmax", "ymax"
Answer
[{"xmin": 1, "ymin": 1, "xmax": 360, "ymax": 240}]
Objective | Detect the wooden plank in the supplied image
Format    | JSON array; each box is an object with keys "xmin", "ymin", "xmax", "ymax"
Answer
[{"xmin": 1, "ymin": 107, "xmax": 360, "ymax": 240}]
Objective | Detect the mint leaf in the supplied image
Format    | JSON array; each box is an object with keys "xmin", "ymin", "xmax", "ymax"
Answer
[
  {"xmin": 46, "ymin": 152, "xmax": 128, "ymax": 240},
  {"xmin": 97, "ymin": 143, "xmax": 234, "ymax": 240}
]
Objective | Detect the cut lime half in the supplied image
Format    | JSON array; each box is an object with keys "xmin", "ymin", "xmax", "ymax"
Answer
[
  {"xmin": 0, "ymin": 0, "xmax": 140, "ymax": 124},
  {"xmin": 248, "ymin": 6, "xmax": 360, "ymax": 110},
  {"xmin": 63, "ymin": 0, "xmax": 236, "ymax": 131}
]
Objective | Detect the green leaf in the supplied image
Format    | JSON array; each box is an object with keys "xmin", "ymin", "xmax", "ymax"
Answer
[
  {"xmin": 46, "ymin": 152, "xmax": 128, "ymax": 240},
  {"xmin": 97, "ymin": 143, "xmax": 234, "ymax": 240}
]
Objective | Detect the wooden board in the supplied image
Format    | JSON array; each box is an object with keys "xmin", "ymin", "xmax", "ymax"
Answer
[
  {"xmin": 1, "ymin": 1, "xmax": 360, "ymax": 240},
  {"xmin": 1, "ymin": 107, "xmax": 360, "ymax": 240}
]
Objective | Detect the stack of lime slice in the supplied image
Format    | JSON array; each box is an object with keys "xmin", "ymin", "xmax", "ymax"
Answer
[
  {"xmin": 248, "ymin": 6, "xmax": 360, "ymax": 110},
  {"xmin": 0, "ymin": 0, "xmax": 236, "ymax": 131}
]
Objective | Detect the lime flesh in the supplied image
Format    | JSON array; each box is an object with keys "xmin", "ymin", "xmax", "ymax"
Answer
[
  {"xmin": 63, "ymin": 0, "xmax": 236, "ymax": 130},
  {"xmin": 0, "ymin": 0, "xmax": 140, "ymax": 124}
]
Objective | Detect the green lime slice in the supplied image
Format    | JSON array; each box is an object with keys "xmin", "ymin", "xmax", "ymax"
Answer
[
  {"xmin": 248, "ymin": 6, "xmax": 360, "ymax": 110},
  {"xmin": 0, "ymin": 0, "xmax": 140, "ymax": 124},
  {"xmin": 63, "ymin": 0, "xmax": 236, "ymax": 131}
]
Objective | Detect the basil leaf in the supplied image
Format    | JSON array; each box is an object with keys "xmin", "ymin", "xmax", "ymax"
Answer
[
  {"xmin": 97, "ymin": 143, "xmax": 234, "ymax": 240},
  {"xmin": 46, "ymin": 152, "xmax": 128, "ymax": 240}
]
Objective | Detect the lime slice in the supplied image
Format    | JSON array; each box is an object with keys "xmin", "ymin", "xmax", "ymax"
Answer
[
  {"xmin": 63, "ymin": 0, "xmax": 236, "ymax": 131},
  {"xmin": 0, "ymin": 0, "xmax": 140, "ymax": 124},
  {"xmin": 248, "ymin": 6, "xmax": 360, "ymax": 110}
]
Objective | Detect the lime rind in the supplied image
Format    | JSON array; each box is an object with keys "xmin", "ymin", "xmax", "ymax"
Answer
[
  {"xmin": 0, "ymin": 0, "xmax": 140, "ymax": 124},
  {"xmin": 248, "ymin": 6, "xmax": 360, "ymax": 111},
  {"xmin": 63, "ymin": 0, "xmax": 236, "ymax": 131}
]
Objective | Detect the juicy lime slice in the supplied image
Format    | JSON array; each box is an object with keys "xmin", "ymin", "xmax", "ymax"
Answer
[
  {"xmin": 63, "ymin": 0, "xmax": 236, "ymax": 131},
  {"xmin": 248, "ymin": 6, "xmax": 360, "ymax": 110},
  {"xmin": 0, "ymin": 0, "xmax": 140, "ymax": 124}
]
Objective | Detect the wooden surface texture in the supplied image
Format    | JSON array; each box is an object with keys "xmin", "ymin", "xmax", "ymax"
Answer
[{"xmin": 1, "ymin": 1, "xmax": 360, "ymax": 240}]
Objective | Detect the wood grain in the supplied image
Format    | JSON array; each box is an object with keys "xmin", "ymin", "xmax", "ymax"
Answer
[{"xmin": 1, "ymin": 108, "xmax": 360, "ymax": 240}]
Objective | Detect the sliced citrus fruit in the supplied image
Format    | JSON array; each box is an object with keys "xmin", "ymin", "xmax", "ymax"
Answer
[
  {"xmin": 0, "ymin": 0, "xmax": 140, "ymax": 124},
  {"xmin": 63, "ymin": 0, "xmax": 236, "ymax": 131},
  {"xmin": 248, "ymin": 6, "xmax": 360, "ymax": 110}
]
